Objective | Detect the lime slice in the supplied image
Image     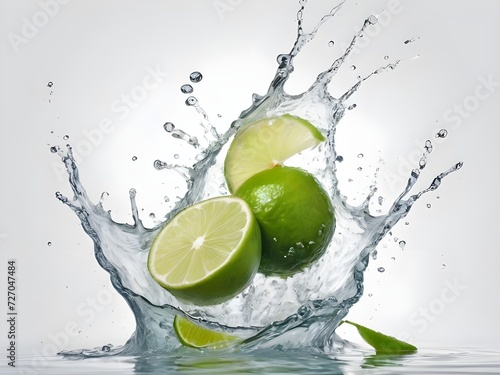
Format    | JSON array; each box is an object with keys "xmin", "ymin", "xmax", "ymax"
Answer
[
  {"xmin": 224, "ymin": 114, "xmax": 325, "ymax": 192},
  {"xmin": 148, "ymin": 196, "xmax": 261, "ymax": 306},
  {"xmin": 173, "ymin": 315, "xmax": 240, "ymax": 349}
]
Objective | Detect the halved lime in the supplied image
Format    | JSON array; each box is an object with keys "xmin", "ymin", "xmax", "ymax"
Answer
[
  {"xmin": 147, "ymin": 196, "xmax": 261, "ymax": 306},
  {"xmin": 173, "ymin": 315, "xmax": 240, "ymax": 349},
  {"xmin": 224, "ymin": 114, "xmax": 325, "ymax": 192}
]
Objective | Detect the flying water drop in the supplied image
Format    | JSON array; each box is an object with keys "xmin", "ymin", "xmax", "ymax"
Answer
[
  {"xmin": 163, "ymin": 122, "xmax": 175, "ymax": 132},
  {"xmin": 189, "ymin": 71, "xmax": 203, "ymax": 83},
  {"xmin": 436, "ymin": 129, "xmax": 448, "ymax": 138},
  {"xmin": 180, "ymin": 84, "xmax": 193, "ymax": 94}
]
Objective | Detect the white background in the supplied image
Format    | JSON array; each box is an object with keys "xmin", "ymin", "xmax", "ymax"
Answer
[{"xmin": 1, "ymin": 0, "xmax": 499, "ymax": 359}]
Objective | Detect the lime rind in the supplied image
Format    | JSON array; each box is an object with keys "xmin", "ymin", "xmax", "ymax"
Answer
[
  {"xmin": 224, "ymin": 114, "xmax": 325, "ymax": 192},
  {"xmin": 341, "ymin": 320, "xmax": 418, "ymax": 355}
]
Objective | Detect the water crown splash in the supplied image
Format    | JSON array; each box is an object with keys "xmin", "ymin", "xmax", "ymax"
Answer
[{"xmin": 53, "ymin": 2, "xmax": 461, "ymax": 357}]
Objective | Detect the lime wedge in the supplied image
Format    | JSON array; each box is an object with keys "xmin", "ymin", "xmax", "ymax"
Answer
[
  {"xmin": 173, "ymin": 315, "xmax": 239, "ymax": 349},
  {"xmin": 224, "ymin": 114, "xmax": 325, "ymax": 192},
  {"xmin": 148, "ymin": 196, "xmax": 261, "ymax": 306}
]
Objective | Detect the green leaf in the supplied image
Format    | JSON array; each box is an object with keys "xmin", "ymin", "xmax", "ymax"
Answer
[{"xmin": 340, "ymin": 320, "xmax": 417, "ymax": 355}]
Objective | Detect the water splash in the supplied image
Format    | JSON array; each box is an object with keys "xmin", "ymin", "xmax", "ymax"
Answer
[{"xmin": 54, "ymin": 2, "xmax": 461, "ymax": 357}]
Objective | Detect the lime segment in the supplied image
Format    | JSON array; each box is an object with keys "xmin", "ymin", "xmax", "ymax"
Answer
[
  {"xmin": 148, "ymin": 196, "xmax": 261, "ymax": 306},
  {"xmin": 224, "ymin": 114, "xmax": 325, "ymax": 192},
  {"xmin": 174, "ymin": 315, "xmax": 239, "ymax": 349}
]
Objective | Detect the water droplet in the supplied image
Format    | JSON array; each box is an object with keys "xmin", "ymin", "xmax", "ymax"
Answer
[
  {"xmin": 405, "ymin": 222, "xmax": 409, "ymax": 226},
  {"xmin": 173, "ymin": 154, "xmax": 179, "ymax": 159},
  {"xmin": 368, "ymin": 15, "xmax": 378, "ymax": 25},
  {"xmin": 384, "ymin": 55, "xmax": 389, "ymax": 60},
  {"xmin": 101, "ymin": 345, "xmax": 111, "ymax": 352},
  {"xmin": 336, "ymin": 155, "xmax": 344, "ymax": 162},
  {"xmin": 404, "ymin": 38, "xmax": 415, "ymax": 45},
  {"xmin": 442, "ymin": 263, "xmax": 446, "ymax": 269},
  {"xmin": 132, "ymin": 156, "xmax": 137, "ymax": 161},
  {"xmin": 164, "ymin": 196, "xmax": 170, "ymax": 202},
  {"xmin": 188, "ymin": 136, "xmax": 199, "ymax": 146},
  {"xmin": 217, "ymin": 114, "xmax": 222, "ymax": 118},
  {"xmin": 189, "ymin": 71, "xmax": 203, "ymax": 83},
  {"xmin": 154, "ymin": 160, "xmax": 167, "ymax": 170},
  {"xmin": 391, "ymin": 257, "xmax": 396, "ymax": 261},
  {"xmin": 180, "ymin": 84, "xmax": 193, "ymax": 94},
  {"xmin": 50, "ymin": 146, "xmax": 58, "ymax": 153},
  {"xmin": 149, "ymin": 213, "xmax": 155, "ymax": 219},
  {"xmin": 368, "ymin": 293, "xmax": 373, "ymax": 297},
  {"xmin": 185, "ymin": 96, "xmax": 198, "ymax": 106},
  {"xmin": 377, "ymin": 267, "xmax": 385, "ymax": 273},
  {"xmin": 378, "ymin": 196, "xmax": 384, "ymax": 205},
  {"xmin": 418, "ymin": 158, "xmax": 427, "ymax": 169},
  {"xmin": 350, "ymin": 65, "xmax": 356, "ymax": 70},
  {"xmin": 63, "ymin": 134, "xmax": 69, "ymax": 140},
  {"xmin": 399, "ymin": 240, "xmax": 406, "ymax": 249},
  {"xmin": 328, "ymin": 40, "xmax": 335, "ymax": 47},
  {"xmin": 372, "ymin": 250, "xmax": 378, "ymax": 260},
  {"xmin": 347, "ymin": 104, "xmax": 357, "ymax": 110},
  {"xmin": 47, "ymin": 81, "xmax": 53, "ymax": 87},
  {"xmin": 424, "ymin": 140, "xmax": 433, "ymax": 153},
  {"xmin": 47, "ymin": 241, "xmax": 52, "ymax": 246},
  {"xmin": 357, "ymin": 153, "xmax": 364, "ymax": 158},
  {"xmin": 435, "ymin": 129, "xmax": 448, "ymax": 138},
  {"xmin": 163, "ymin": 122, "xmax": 175, "ymax": 132},
  {"xmin": 129, "ymin": 188, "xmax": 137, "ymax": 198},
  {"xmin": 426, "ymin": 203, "xmax": 431, "ymax": 208},
  {"xmin": 100, "ymin": 192, "xmax": 109, "ymax": 202},
  {"xmin": 357, "ymin": 167, "xmax": 362, "ymax": 171}
]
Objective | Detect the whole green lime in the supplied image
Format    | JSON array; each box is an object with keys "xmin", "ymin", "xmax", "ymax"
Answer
[{"xmin": 235, "ymin": 166, "xmax": 334, "ymax": 276}]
